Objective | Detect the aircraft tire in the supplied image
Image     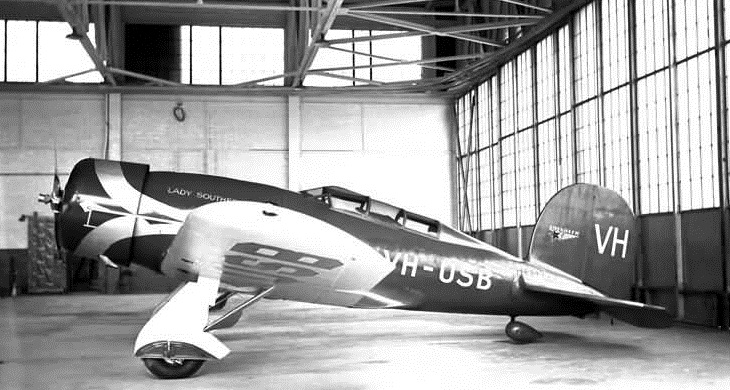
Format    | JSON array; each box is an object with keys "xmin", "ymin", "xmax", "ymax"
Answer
[{"xmin": 142, "ymin": 358, "xmax": 204, "ymax": 379}]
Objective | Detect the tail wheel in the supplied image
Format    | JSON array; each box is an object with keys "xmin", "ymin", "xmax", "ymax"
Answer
[{"xmin": 142, "ymin": 358, "xmax": 205, "ymax": 379}]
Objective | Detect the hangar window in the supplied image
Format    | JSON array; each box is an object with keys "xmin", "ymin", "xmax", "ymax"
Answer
[
  {"xmin": 602, "ymin": 87, "xmax": 633, "ymax": 206},
  {"xmin": 675, "ymin": 0, "xmax": 713, "ymax": 61},
  {"xmin": 517, "ymin": 128, "xmax": 537, "ymax": 224},
  {"xmin": 305, "ymin": 29, "xmax": 421, "ymax": 87},
  {"xmin": 573, "ymin": 3, "xmax": 598, "ymax": 103},
  {"xmin": 676, "ymin": 52, "xmax": 718, "ymax": 210},
  {"xmin": 635, "ymin": 0, "xmax": 669, "ymax": 76},
  {"xmin": 537, "ymin": 119, "xmax": 557, "ymax": 210},
  {"xmin": 575, "ymin": 99, "xmax": 600, "ymax": 185},
  {"xmin": 38, "ymin": 22, "xmax": 103, "ymax": 83},
  {"xmin": 501, "ymin": 136, "xmax": 516, "ymax": 228},
  {"xmin": 0, "ymin": 21, "xmax": 4, "ymax": 81},
  {"xmin": 6, "ymin": 20, "xmax": 35, "ymax": 82},
  {"xmin": 601, "ymin": 0, "xmax": 629, "ymax": 90},
  {"xmin": 557, "ymin": 25, "xmax": 571, "ymax": 113},
  {"xmin": 0, "ymin": 20, "xmax": 103, "ymax": 83},
  {"xmin": 557, "ymin": 113, "xmax": 574, "ymax": 189},
  {"xmin": 180, "ymin": 26, "xmax": 284, "ymax": 86},
  {"xmin": 536, "ymin": 36, "xmax": 555, "ymax": 122},
  {"xmin": 638, "ymin": 70, "xmax": 673, "ymax": 214}
]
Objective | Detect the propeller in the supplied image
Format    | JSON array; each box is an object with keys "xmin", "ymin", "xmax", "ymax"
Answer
[{"xmin": 37, "ymin": 151, "xmax": 65, "ymax": 252}]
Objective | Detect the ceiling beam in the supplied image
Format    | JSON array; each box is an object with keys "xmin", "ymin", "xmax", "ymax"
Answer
[
  {"xmin": 308, "ymin": 71, "xmax": 385, "ymax": 85},
  {"xmin": 79, "ymin": 0, "xmax": 320, "ymax": 12},
  {"xmin": 56, "ymin": 0, "xmax": 116, "ymax": 85},
  {"xmin": 107, "ymin": 67, "xmax": 185, "ymax": 87},
  {"xmin": 41, "ymin": 68, "xmax": 97, "ymax": 84},
  {"xmin": 348, "ymin": 9, "xmax": 544, "ymax": 19},
  {"xmin": 292, "ymin": 0, "xmax": 344, "ymax": 87},
  {"xmin": 308, "ymin": 53, "xmax": 487, "ymax": 73},
  {"xmin": 493, "ymin": 0, "xmax": 552, "ymax": 14},
  {"xmin": 343, "ymin": 12, "xmax": 503, "ymax": 48},
  {"xmin": 323, "ymin": 44, "xmax": 455, "ymax": 72},
  {"xmin": 322, "ymin": 18, "xmax": 539, "ymax": 45},
  {"xmin": 347, "ymin": 0, "xmax": 429, "ymax": 10}
]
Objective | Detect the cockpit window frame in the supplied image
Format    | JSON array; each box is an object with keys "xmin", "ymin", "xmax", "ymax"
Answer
[{"xmin": 301, "ymin": 186, "xmax": 441, "ymax": 237}]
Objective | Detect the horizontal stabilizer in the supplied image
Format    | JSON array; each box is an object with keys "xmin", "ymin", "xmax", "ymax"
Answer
[{"xmin": 520, "ymin": 274, "xmax": 673, "ymax": 329}]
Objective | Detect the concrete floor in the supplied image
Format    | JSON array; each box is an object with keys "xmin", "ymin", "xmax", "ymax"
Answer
[{"xmin": 1, "ymin": 294, "xmax": 729, "ymax": 390}]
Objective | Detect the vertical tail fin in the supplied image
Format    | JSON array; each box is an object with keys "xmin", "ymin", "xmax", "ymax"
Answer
[{"xmin": 528, "ymin": 184, "xmax": 637, "ymax": 300}]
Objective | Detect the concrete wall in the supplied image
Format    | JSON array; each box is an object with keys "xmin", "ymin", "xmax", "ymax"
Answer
[{"xmin": 0, "ymin": 92, "xmax": 455, "ymax": 249}]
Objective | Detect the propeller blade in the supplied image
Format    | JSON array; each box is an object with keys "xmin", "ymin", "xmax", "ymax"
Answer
[
  {"xmin": 51, "ymin": 172, "xmax": 64, "ymax": 252},
  {"xmin": 51, "ymin": 174, "xmax": 63, "ymax": 213}
]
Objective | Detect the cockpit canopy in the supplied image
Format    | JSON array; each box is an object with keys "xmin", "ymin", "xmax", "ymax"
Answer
[{"xmin": 302, "ymin": 186, "xmax": 487, "ymax": 249}]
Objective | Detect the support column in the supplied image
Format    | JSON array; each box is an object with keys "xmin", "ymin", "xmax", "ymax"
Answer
[
  {"xmin": 595, "ymin": 0, "xmax": 605, "ymax": 186},
  {"xmin": 107, "ymin": 4, "xmax": 124, "ymax": 70},
  {"xmin": 666, "ymin": 0, "xmax": 685, "ymax": 320},
  {"xmin": 512, "ymin": 62, "xmax": 522, "ymax": 259},
  {"xmin": 568, "ymin": 17, "xmax": 579, "ymax": 183},
  {"xmin": 713, "ymin": 0, "xmax": 730, "ymax": 330},
  {"xmin": 106, "ymin": 93, "xmax": 122, "ymax": 160},
  {"xmin": 627, "ymin": 0, "xmax": 645, "ymax": 301},
  {"xmin": 288, "ymin": 95, "xmax": 302, "ymax": 191},
  {"xmin": 531, "ymin": 46, "xmax": 540, "ymax": 217}
]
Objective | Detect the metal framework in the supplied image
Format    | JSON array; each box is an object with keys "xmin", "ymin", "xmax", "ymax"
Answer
[{"xmin": 0, "ymin": 0, "xmax": 555, "ymax": 92}]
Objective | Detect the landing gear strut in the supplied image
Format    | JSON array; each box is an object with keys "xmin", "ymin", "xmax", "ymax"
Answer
[
  {"xmin": 210, "ymin": 290, "xmax": 235, "ymax": 312},
  {"xmin": 505, "ymin": 316, "xmax": 543, "ymax": 344}
]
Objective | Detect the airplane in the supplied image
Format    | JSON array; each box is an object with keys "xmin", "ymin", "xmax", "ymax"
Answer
[{"xmin": 38, "ymin": 158, "xmax": 673, "ymax": 379}]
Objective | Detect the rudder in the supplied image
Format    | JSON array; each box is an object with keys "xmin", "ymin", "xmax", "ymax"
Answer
[{"xmin": 528, "ymin": 184, "xmax": 637, "ymax": 300}]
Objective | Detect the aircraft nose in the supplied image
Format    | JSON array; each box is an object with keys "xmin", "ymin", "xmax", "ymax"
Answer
[{"xmin": 56, "ymin": 159, "xmax": 99, "ymax": 254}]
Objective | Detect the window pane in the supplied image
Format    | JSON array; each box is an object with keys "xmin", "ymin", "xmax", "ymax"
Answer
[
  {"xmin": 479, "ymin": 148, "xmax": 493, "ymax": 230},
  {"xmin": 575, "ymin": 99, "xmax": 600, "ymax": 184},
  {"xmin": 536, "ymin": 35, "xmax": 556, "ymax": 122},
  {"xmin": 353, "ymin": 30, "xmax": 372, "ymax": 83},
  {"xmin": 306, "ymin": 30, "xmax": 354, "ymax": 87},
  {"xmin": 38, "ymin": 22, "xmax": 103, "ymax": 83},
  {"xmin": 638, "ymin": 70, "xmax": 673, "ymax": 213},
  {"xmin": 675, "ymin": 0, "xmax": 713, "ymax": 61},
  {"xmin": 676, "ymin": 52, "xmax": 718, "ymax": 210},
  {"xmin": 516, "ymin": 50, "xmax": 533, "ymax": 130},
  {"xmin": 558, "ymin": 112, "xmax": 574, "ymax": 189},
  {"xmin": 371, "ymin": 31, "xmax": 421, "ymax": 83},
  {"xmin": 501, "ymin": 135, "xmax": 516, "ymax": 227},
  {"xmin": 491, "ymin": 143, "xmax": 503, "ymax": 229},
  {"xmin": 500, "ymin": 60, "xmax": 516, "ymax": 138},
  {"xmin": 180, "ymin": 25, "xmax": 190, "ymax": 84},
  {"xmin": 191, "ymin": 26, "xmax": 220, "ymax": 85},
  {"xmin": 538, "ymin": 119, "xmax": 558, "ymax": 210},
  {"xmin": 558, "ymin": 25, "xmax": 571, "ymax": 112},
  {"xmin": 6, "ymin": 20, "xmax": 36, "ymax": 82},
  {"xmin": 603, "ymin": 86, "xmax": 633, "ymax": 207},
  {"xmin": 0, "ymin": 21, "xmax": 5, "ymax": 81},
  {"xmin": 601, "ymin": 0, "xmax": 629, "ymax": 90},
  {"xmin": 636, "ymin": 0, "xmax": 669, "ymax": 76},
  {"xmin": 221, "ymin": 27, "xmax": 284, "ymax": 86},
  {"xmin": 517, "ymin": 128, "xmax": 536, "ymax": 224},
  {"xmin": 573, "ymin": 3, "xmax": 598, "ymax": 102}
]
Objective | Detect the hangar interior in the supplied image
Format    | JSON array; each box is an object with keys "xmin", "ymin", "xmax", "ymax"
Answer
[{"xmin": 1, "ymin": 0, "xmax": 730, "ymax": 387}]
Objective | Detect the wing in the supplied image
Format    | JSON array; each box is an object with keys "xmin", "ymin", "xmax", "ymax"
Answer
[
  {"xmin": 519, "ymin": 273, "xmax": 674, "ymax": 328},
  {"xmin": 160, "ymin": 200, "xmax": 398, "ymax": 306}
]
